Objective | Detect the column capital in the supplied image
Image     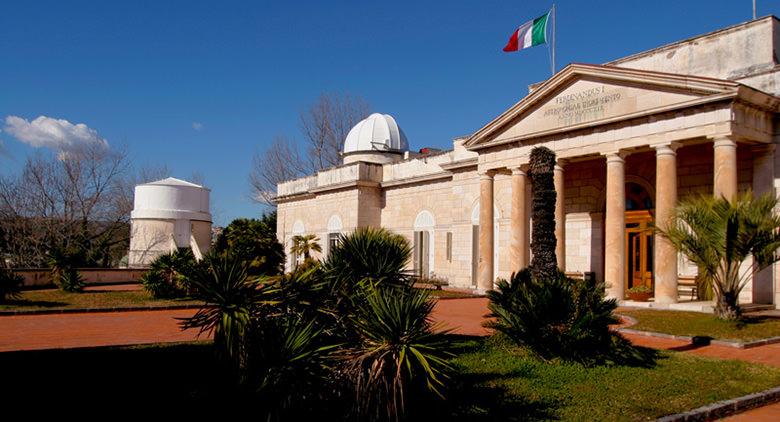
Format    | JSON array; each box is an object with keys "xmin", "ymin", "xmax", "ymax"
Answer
[
  {"xmin": 478, "ymin": 170, "xmax": 496, "ymax": 179},
  {"xmin": 654, "ymin": 142, "xmax": 681, "ymax": 157},
  {"xmin": 555, "ymin": 158, "xmax": 569, "ymax": 169},
  {"xmin": 603, "ymin": 150, "xmax": 629, "ymax": 163},
  {"xmin": 710, "ymin": 135, "xmax": 737, "ymax": 149},
  {"xmin": 510, "ymin": 165, "xmax": 529, "ymax": 176}
]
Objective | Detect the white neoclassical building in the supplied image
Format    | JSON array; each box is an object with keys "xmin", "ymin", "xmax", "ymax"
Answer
[{"xmin": 276, "ymin": 16, "xmax": 780, "ymax": 308}]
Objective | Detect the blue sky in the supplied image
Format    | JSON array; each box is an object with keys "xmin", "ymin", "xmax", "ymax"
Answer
[{"xmin": 1, "ymin": 0, "xmax": 777, "ymax": 225}]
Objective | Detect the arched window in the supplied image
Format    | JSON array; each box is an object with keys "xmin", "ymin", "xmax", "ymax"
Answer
[
  {"xmin": 625, "ymin": 182, "xmax": 653, "ymax": 211},
  {"xmin": 413, "ymin": 210, "xmax": 435, "ymax": 277}
]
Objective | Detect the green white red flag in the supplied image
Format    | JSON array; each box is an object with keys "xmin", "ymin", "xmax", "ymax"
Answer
[{"xmin": 503, "ymin": 11, "xmax": 550, "ymax": 52}]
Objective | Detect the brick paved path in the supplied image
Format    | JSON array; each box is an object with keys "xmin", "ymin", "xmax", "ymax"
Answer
[{"xmin": 1, "ymin": 296, "xmax": 779, "ymax": 418}]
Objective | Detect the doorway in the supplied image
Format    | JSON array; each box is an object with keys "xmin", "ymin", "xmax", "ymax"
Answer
[{"xmin": 625, "ymin": 210, "xmax": 654, "ymax": 290}]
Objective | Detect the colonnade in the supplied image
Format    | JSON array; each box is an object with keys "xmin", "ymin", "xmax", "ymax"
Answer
[{"xmin": 476, "ymin": 135, "xmax": 768, "ymax": 303}]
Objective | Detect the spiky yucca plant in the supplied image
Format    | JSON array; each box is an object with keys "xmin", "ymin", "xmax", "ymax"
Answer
[
  {"xmin": 245, "ymin": 315, "xmax": 338, "ymax": 421},
  {"xmin": 180, "ymin": 252, "xmax": 278, "ymax": 373},
  {"xmin": 486, "ymin": 269, "xmax": 619, "ymax": 364},
  {"xmin": 657, "ymin": 193, "xmax": 780, "ymax": 320},
  {"xmin": 344, "ymin": 286, "xmax": 452, "ymax": 421},
  {"xmin": 322, "ymin": 227, "xmax": 412, "ymax": 294}
]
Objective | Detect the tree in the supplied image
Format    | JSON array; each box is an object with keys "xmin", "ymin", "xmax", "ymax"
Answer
[
  {"xmin": 250, "ymin": 93, "xmax": 370, "ymax": 206},
  {"xmin": 214, "ymin": 213, "xmax": 285, "ymax": 276},
  {"xmin": 657, "ymin": 193, "xmax": 780, "ymax": 320},
  {"xmin": 528, "ymin": 146, "xmax": 558, "ymax": 280},
  {"xmin": 290, "ymin": 234, "xmax": 322, "ymax": 266},
  {"xmin": 0, "ymin": 144, "xmax": 133, "ymax": 268}
]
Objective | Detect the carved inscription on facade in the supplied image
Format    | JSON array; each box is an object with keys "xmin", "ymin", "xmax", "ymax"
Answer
[{"xmin": 543, "ymin": 85, "xmax": 622, "ymax": 126}]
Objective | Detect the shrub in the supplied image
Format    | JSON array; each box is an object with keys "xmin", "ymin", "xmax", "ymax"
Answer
[
  {"xmin": 142, "ymin": 248, "xmax": 198, "ymax": 299},
  {"xmin": 48, "ymin": 247, "xmax": 86, "ymax": 292},
  {"xmin": 0, "ymin": 266, "xmax": 24, "ymax": 303},
  {"xmin": 244, "ymin": 315, "xmax": 337, "ymax": 421},
  {"xmin": 343, "ymin": 286, "xmax": 452, "ymax": 421},
  {"xmin": 181, "ymin": 252, "xmax": 277, "ymax": 373},
  {"xmin": 486, "ymin": 269, "xmax": 619, "ymax": 365},
  {"xmin": 214, "ymin": 214, "xmax": 285, "ymax": 276},
  {"xmin": 58, "ymin": 267, "xmax": 85, "ymax": 293}
]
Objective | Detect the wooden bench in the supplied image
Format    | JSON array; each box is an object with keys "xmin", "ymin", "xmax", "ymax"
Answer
[{"xmin": 678, "ymin": 275, "xmax": 698, "ymax": 300}]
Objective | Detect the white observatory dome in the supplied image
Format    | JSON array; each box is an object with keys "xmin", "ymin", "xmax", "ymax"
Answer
[
  {"xmin": 343, "ymin": 113, "xmax": 409, "ymax": 154},
  {"xmin": 131, "ymin": 177, "xmax": 211, "ymax": 222}
]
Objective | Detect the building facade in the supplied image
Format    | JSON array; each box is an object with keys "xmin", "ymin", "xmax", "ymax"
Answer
[{"xmin": 275, "ymin": 17, "xmax": 780, "ymax": 307}]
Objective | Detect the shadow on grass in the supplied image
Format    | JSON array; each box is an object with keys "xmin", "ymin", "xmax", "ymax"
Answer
[
  {"xmin": 1, "ymin": 299, "xmax": 68, "ymax": 308},
  {"xmin": 607, "ymin": 334, "xmax": 661, "ymax": 368}
]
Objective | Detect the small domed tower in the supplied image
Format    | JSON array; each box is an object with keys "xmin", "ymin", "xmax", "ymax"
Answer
[
  {"xmin": 342, "ymin": 113, "xmax": 409, "ymax": 164},
  {"xmin": 128, "ymin": 177, "xmax": 212, "ymax": 267}
]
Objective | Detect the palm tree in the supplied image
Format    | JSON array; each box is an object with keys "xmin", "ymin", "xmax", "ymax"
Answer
[
  {"xmin": 657, "ymin": 193, "xmax": 780, "ymax": 320},
  {"xmin": 290, "ymin": 234, "xmax": 322, "ymax": 267}
]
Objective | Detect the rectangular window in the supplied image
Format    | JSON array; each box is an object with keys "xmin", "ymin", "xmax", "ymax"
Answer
[
  {"xmin": 328, "ymin": 232, "xmax": 340, "ymax": 255},
  {"xmin": 413, "ymin": 231, "xmax": 430, "ymax": 277},
  {"xmin": 446, "ymin": 232, "xmax": 452, "ymax": 262}
]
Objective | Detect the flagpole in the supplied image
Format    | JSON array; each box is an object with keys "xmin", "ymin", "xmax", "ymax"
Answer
[{"xmin": 551, "ymin": 4, "xmax": 556, "ymax": 76}]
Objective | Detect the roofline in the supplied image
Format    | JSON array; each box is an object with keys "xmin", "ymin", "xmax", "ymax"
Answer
[
  {"xmin": 607, "ymin": 15, "xmax": 778, "ymax": 67},
  {"xmin": 464, "ymin": 63, "xmax": 747, "ymax": 149}
]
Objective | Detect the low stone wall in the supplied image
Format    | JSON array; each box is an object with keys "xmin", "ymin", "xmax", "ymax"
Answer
[{"xmin": 12, "ymin": 268, "xmax": 146, "ymax": 288}]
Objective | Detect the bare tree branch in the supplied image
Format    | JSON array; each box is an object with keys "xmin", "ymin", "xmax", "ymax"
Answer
[{"xmin": 249, "ymin": 92, "xmax": 370, "ymax": 207}]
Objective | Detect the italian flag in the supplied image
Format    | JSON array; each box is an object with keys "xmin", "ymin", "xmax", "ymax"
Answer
[{"xmin": 503, "ymin": 11, "xmax": 550, "ymax": 52}]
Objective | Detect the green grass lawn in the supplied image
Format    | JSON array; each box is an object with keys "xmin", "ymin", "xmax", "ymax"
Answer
[
  {"xmin": 0, "ymin": 288, "xmax": 202, "ymax": 312},
  {"xmin": 442, "ymin": 336, "xmax": 780, "ymax": 421},
  {"xmin": 3, "ymin": 336, "xmax": 779, "ymax": 420},
  {"xmin": 426, "ymin": 289, "xmax": 480, "ymax": 299},
  {"xmin": 619, "ymin": 308, "xmax": 780, "ymax": 342}
]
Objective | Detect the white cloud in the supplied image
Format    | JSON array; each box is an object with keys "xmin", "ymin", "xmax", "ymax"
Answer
[
  {"xmin": 3, "ymin": 115, "xmax": 108, "ymax": 152},
  {"xmin": 192, "ymin": 121, "xmax": 204, "ymax": 131}
]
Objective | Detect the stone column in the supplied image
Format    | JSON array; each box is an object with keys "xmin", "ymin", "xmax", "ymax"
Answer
[
  {"xmin": 713, "ymin": 136, "xmax": 738, "ymax": 202},
  {"xmin": 510, "ymin": 166, "xmax": 528, "ymax": 273},
  {"xmin": 554, "ymin": 160, "xmax": 567, "ymax": 271},
  {"xmin": 604, "ymin": 152, "xmax": 626, "ymax": 300},
  {"xmin": 654, "ymin": 144, "xmax": 679, "ymax": 304},
  {"xmin": 752, "ymin": 144, "xmax": 776, "ymax": 304},
  {"xmin": 478, "ymin": 171, "xmax": 495, "ymax": 291}
]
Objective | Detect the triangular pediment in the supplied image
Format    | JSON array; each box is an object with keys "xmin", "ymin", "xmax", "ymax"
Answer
[{"xmin": 465, "ymin": 64, "xmax": 741, "ymax": 149}]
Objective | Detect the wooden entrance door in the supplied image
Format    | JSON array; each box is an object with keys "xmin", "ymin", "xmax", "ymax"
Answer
[{"xmin": 625, "ymin": 210, "xmax": 654, "ymax": 290}]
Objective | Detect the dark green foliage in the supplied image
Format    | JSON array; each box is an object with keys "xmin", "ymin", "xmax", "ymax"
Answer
[
  {"xmin": 0, "ymin": 265, "xmax": 24, "ymax": 303},
  {"xmin": 182, "ymin": 227, "xmax": 451, "ymax": 421},
  {"xmin": 528, "ymin": 146, "xmax": 558, "ymax": 280},
  {"xmin": 142, "ymin": 248, "xmax": 199, "ymax": 299},
  {"xmin": 658, "ymin": 193, "xmax": 780, "ymax": 320},
  {"xmin": 48, "ymin": 247, "xmax": 86, "ymax": 292},
  {"xmin": 244, "ymin": 315, "xmax": 338, "ymax": 421},
  {"xmin": 486, "ymin": 269, "xmax": 620, "ymax": 365},
  {"xmin": 214, "ymin": 214, "xmax": 285, "ymax": 277},
  {"xmin": 180, "ymin": 252, "xmax": 277, "ymax": 372},
  {"xmin": 344, "ymin": 286, "xmax": 453, "ymax": 421},
  {"xmin": 322, "ymin": 227, "xmax": 412, "ymax": 295}
]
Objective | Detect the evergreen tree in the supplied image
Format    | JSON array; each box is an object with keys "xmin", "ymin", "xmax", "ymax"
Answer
[{"xmin": 528, "ymin": 146, "xmax": 558, "ymax": 280}]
